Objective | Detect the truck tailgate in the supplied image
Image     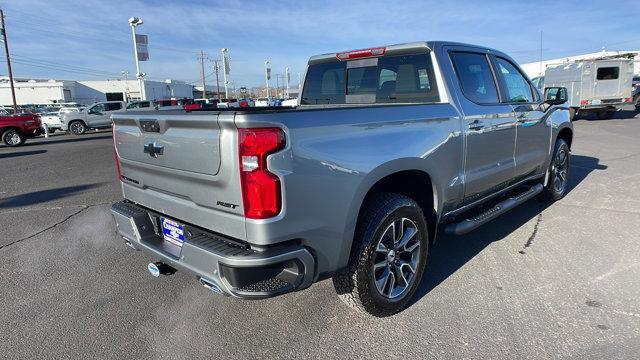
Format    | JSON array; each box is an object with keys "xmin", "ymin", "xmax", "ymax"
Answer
[{"xmin": 112, "ymin": 111, "xmax": 246, "ymax": 240}]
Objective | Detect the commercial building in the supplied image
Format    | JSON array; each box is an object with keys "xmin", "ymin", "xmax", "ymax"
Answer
[
  {"xmin": 0, "ymin": 77, "xmax": 194, "ymax": 106},
  {"xmin": 521, "ymin": 50, "xmax": 640, "ymax": 78}
]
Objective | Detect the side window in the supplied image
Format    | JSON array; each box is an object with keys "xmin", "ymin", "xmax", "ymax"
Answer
[
  {"xmin": 450, "ymin": 52, "xmax": 499, "ymax": 103},
  {"xmin": 105, "ymin": 102, "xmax": 123, "ymax": 111},
  {"xmin": 375, "ymin": 54, "xmax": 439, "ymax": 103},
  {"xmin": 596, "ymin": 67, "xmax": 619, "ymax": 80},
  {"xmin": 89, "ymin": 103, "xmax": 105, "ymax": 114},
  {"xmin": 495, "ymin": 58, "xmax": 534, "ymax": 103},
  {"xmin": 126, "ymin": 102, "xmax": 138, "ymax": 109}
]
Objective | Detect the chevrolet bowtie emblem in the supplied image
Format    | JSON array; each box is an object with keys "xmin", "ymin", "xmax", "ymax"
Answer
[{"xmin": 143, "ymin": 142, "xmax": 164, "ymax": 158}]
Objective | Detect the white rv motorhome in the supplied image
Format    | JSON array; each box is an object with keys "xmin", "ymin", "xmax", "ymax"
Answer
[{"xmin": 540, "ymin": 55, "xmax": 635, "ymax": 119}]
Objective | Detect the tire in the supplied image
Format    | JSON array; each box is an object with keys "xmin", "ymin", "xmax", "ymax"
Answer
[
  {"xmin": 69, "ymin": 121, "xmax": 86, "ymax": 135},
  {"xmin": 596, "ymin": 110, "xmax": 613, "ymax": 120},
  {"xmin": 2, "ymin": 129, "xmax": 26, "ymax": 147},
  {"xmin": 543, "ymin": 139, "xmax": 570, "ymax": 201},
  {"xmin": 47, "ymin": 129, "xmax": 55, "ymax": 134},
  {"xmin": 333, "ymin": 193, "xmax": 429, "ymax": 317},
  {"xmin": 634, "ymin": 94, "xmax": 639, "ymax": 111}
]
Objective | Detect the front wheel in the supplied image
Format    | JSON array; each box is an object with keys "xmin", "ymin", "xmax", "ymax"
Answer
[
  {"xmin": 2, "ymin": 129, "xmax": 26, "ymax": 147},
  {"xmin": 543, "ymin": 139, "xmax": 570, "ymax": 201},
  {"xmin": 69, "ymin": 121, "xmax": 86, "ymax": 135},
  {"xmin": 333, "ymin": 193, "xmax": 429, "ymax": 317}
]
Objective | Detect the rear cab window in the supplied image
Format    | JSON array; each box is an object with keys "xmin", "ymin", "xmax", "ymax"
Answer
[{"xmin": 301, "ymin": 51, "xmax": 440, "ymax": 105}]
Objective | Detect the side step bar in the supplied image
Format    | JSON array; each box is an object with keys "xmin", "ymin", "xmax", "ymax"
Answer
[{"xmin": 445, "ymin": 183, "xmax": 544, "ymax": 236}]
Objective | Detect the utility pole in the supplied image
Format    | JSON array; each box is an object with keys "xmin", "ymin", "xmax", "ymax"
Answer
[
  {"xmin": 128, "ymin": 17, "xmax": 145, "ymax": 100},
  {"xmin": 199, "ymin": 50, "xmax": 207, "ymax": 99},
  {"xmin": 1, "ymin": 9, "xmax": 18, "ymax": 114},
  {"xmin": 211, "ymin": 59, "xmax": 221, "ymax": 100},
  {"xmin": 539, "ymin": 30, "xmax": 543, "ymax": 77},
  {"xmin": 285, "ymin": 67, "xmax": 290, "ymax": 99}
]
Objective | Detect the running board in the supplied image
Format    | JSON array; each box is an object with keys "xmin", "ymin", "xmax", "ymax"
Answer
[{"xmin": 445, "ymin": 183, "xmax": 544, "ymax": 236}]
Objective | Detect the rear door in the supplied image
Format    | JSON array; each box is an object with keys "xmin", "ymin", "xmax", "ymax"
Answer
[
  {"xmin": 448, "ymin": 50, "xmax": 517, "ymax": 203},
  {"xmin": 492, "ymin": 56, "xmax": 549, "ymax": 181}
]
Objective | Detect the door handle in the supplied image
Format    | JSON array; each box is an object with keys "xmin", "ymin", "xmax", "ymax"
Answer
[
  {"xmin": 468, "ymin": 120, "xmax": 485, "ymax": 130},
  {"xmin": 517, "ymin": 113, "xmax": 531, "ymax": 123}
]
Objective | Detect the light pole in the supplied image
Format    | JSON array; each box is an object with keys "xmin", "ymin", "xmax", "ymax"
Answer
[
  {"xmin": 221, "ymin": 48, "xmax": 229, "ymax": 99},
  {"xmin": 285, "ymin": 67, "xmax": 290, "ymax": 99},
  {"xmin": 128, "ymin": 17, "xmax": 146, "ymax": 100},
  {"xmin": 264, "ymin": 60, "xmax": 271, "ymax": 99}
]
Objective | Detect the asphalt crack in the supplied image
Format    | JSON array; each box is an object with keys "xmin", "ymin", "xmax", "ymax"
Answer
[
  {"xmin": 519, "ymin": 206, "xmax": 543, "ymax": 255},
  {"xmin": 0, "ymin": 202, "xmax": 110, "ymax": 251}
]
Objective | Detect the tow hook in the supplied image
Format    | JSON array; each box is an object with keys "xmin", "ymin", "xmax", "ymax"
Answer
[{"xmin": 147, "ymin": 262, "xmax": 177, "ymax": 277}]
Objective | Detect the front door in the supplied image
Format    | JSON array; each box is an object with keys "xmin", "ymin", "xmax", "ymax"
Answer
[
  {"xmin": 449, "ymin": 51, "xmax": 517, "ymax": 204},
  {"xmin": 492, "ymin": 57, "xmax": 550, "ymax": 180},
  {"xmin": 86, "ymin": 103, "xmax": 109, "ymax": 127}
]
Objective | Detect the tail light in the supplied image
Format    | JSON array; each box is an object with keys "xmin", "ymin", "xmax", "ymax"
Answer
[
  {"xmin": 239, "ymin": 101, "xmax": 249, "ymax": 108},
  {"xmin": 113, "ymin": 131, "xmax": 122, "ymax": 181},
  {"xmin": 623, "ymin": 97, "xmax": 632, "ymax": 103},
  {"xmin": 238, "ymin": 128, "xmax": 285, "ymax": 219},
  {"xmin": 580, "ymin": 100, "xmax": 589, "ymax": 105}
]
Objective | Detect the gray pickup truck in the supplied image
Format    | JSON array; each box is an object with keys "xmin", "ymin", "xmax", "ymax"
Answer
[{"xmin": 111, "ymin": 41, "xmax": 573, "ymax": 317}]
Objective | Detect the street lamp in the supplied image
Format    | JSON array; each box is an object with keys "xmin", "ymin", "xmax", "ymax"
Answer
[
  {"xmin": 128, "ymin": 17, "xmax": 146, "ymax": 100},
  {"xmin": 265, "ymin": 60, "xmax": 271, "ymax": 99},
  {"xmin": 221, "ymin": 48, "xmax": 229, "ymax": 99}
]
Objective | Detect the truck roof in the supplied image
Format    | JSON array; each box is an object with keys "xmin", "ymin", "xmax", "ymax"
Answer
[{"xmin": 308, "ymin": 41, "xmax": 508, "ymax": 64}]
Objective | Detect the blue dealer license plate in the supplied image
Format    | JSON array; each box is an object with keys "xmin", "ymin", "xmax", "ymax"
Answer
[{"xmin": 160, "ymin": 218, "xmax": 185, "ymax": 247}]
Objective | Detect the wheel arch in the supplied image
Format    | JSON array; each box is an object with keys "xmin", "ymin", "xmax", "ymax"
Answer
[
  {"xmin": 1, "ymin": 126, "xmax": 23, "ymax": 135},
  {"xmin": 339, "ymin": 161, "xmax": 441, "ymax": 271},
  {"xmin": 557, "ymin": 126, "xmax": 573, "ymax": 150}
]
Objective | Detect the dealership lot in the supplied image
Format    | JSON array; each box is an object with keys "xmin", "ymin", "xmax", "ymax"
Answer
[{"xmin": 1, "ymin": 113, "xmax": 640, "ymax": 358}]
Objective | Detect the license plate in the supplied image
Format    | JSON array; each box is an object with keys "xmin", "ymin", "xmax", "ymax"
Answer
[
  {"xmin": 160, "ymin": 217, "xmax": 185, "ymax": 247},
  {"xmin": 591, "ymin": 99, "xmax": 601, "ymax": 105}
]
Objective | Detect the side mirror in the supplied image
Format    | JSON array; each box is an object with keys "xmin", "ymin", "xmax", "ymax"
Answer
[{"xmin": 544, "ymin": 87, "xmax": 568, "ymax": 105}]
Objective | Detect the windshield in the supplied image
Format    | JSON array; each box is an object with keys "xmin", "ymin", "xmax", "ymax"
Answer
[{"xmin": 301, "ymin": 53, "xmax": 440, "ymax": 105}]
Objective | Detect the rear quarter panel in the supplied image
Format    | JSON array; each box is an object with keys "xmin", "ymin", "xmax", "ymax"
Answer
[{"xmin": 235, "ymin": 104, "xmax": 463, "ymax": 275}]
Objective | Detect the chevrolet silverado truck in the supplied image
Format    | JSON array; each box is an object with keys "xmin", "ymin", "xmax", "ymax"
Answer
[
  {"xmin": 0, "ymin": 112, "xmax": 43, "ymax": 147},
  {"xmin": 111, "ymin": 41, "xmax": 573, "ymax": 317}
]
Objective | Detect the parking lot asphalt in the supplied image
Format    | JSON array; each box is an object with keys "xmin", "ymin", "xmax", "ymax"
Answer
[{"xmin": 1, "ymin": 113, "xmax": 640, "ymax": 359}]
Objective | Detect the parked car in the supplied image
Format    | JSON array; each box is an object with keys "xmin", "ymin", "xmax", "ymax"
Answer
[
  {"xmin": 0, "ymin": 112, "xmax": 43, "ymax": 146},
  {"xmin": 126, "ymin": 100, "xmax": 152, "ymax": 110},
  {"xmin": 543, "ymin": 56, "xmax": 635, "ymax": 119},
  {"xmin": 154, "ymin": 98, "xmax": 192, "ymax": 111},
  {"xmin": 60, "ymin": 101, "xmax": 125, "ymax": 135},
  {"xmin": 217, "ymin": 98, "xmax": 239, "ymax": 108},
  {"xmin": 39, "ymin": 111, "xmax": 63, "ymax": 132},
  {"xmin": 184, "ymin": 98, "xmax": 219, "ymax": 111},
  {"xmin": 238, "ymin": 98, "xmax": 254, "ymax": 108},
  {"xmin": 111, "ymin": 41, "xmax": 573, "ymax": 317}
]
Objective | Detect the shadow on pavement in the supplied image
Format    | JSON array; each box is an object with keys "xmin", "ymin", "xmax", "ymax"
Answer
[
  {"xmin": 0, "ymin": 183, "xmax": 105, "ymax": 208},
  {"xmin": 409, "ymin": 154, "xmax": 607, "ymax": 307},
  {"xmin": 0, "ymin": 149, "xmax": 47, "ymax": 159},
  {"xmin": 24, "ymin": 134, "xmax": 112, "ymax": 147},
  {"xmin": 576, "ymin": 109, "xmax": 638, "ymax": 121}
]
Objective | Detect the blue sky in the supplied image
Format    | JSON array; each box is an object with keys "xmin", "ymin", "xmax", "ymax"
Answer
[{"xmin": 1, "ymin": 0, "xmax": 639, "ymax": 87}]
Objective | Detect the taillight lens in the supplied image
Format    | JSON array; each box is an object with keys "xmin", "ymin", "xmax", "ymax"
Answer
[
  {"xmin": 238, "ymin": 128, "xmax": 285, "ymax": 219},
  {"xmin": 623, "ymin": 97, "xmax": 632, "ymax": 103},
  {"xmin": 580, "ymin": 100, "xmax": 589, "ymax": 105},
  {"xmin": 240, "ymin": 101, "xmax": 249, "ymax": 107},
  {"xmin": 113, "ymin": 131, "xmax": 122, "ymax": 181}
]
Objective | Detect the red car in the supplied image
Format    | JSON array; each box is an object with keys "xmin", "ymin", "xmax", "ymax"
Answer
[{"xmin": 0, "ymin": 113, "xmax": 43, "ymax": 147}]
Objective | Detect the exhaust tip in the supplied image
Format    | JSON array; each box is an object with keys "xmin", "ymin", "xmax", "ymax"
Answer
[
  {"xmin": 199, "ymin": 277, "xmax": 223, "ymax": 295},
  {"xmin": 147, "ymin": 262, "xmax": 176, "ymax": 277}
]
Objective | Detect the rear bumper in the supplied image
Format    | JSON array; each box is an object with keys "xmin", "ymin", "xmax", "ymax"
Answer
[{"xmin": 111, "ymin": 201, "xmax": 315, "ymax": 298}]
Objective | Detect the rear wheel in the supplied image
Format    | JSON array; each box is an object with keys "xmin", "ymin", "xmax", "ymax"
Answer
[
  {"xmin": 333, "ymin": 193, "xmax": 429, "ymax": 317},
  {"xmin": 69, "ymin": 121, "xmax": 86, "ymax": 135},
  {"xmin": 2, "ymin": 129, "xmax": 26, "ymax": 147},
  {"xmin": 543, "ymin": 139, "xmax": 570, "ymax": 201}
]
